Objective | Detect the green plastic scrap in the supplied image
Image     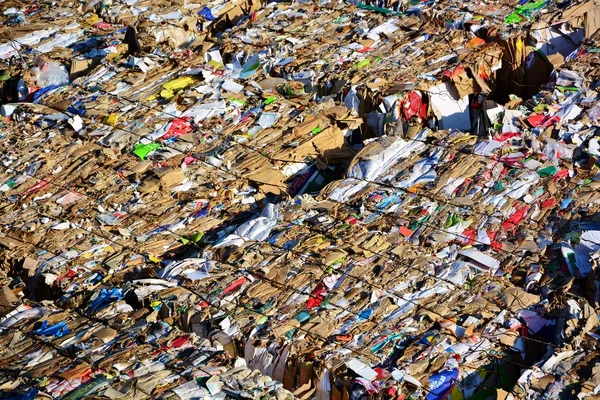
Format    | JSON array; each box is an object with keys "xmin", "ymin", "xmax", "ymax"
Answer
[
  {"xmin": 239, "ymin": 54, "xmax": 261, "ymax": 79},
  {"xmin": 444, "ymin": 214, "xmax": 462, "ymax": 228},
  {"xmin": 333, "ymin": 15, "xmax": 350, "ymax": 24},
  {"xmin": 354, "ymin": 59, "xmax": 371, "ymax": 69},
  {"xmin": 504, "ymin": 13, "xmax": 522, "ymax": 24},
  {"xmin": 409, "ymin": 214, "xmax": 430, "ymax": 230},
  {"xmin": 537, "ymin": 165, "xmax": 558, "ymax": 177},
  {"xmin": 336, "ymin": 223, "xmax": 350, "ymax": 233},
  {"xmin": 356, "ymin": 3, "xmax": 404, "ymax": 15},
  {"xmin": 230, "ymin": 99, "xmax": 246, "ymax": 106},
  {"xmin": 557, "ymin": 86, "xmax": 580, "ymax": 92},
  {"xmin": 264, "ymin": 96, "xmax": 277, "ymax": 105},
  {"xmin": 566, "ymin": 231, "xmax": 581, "ymax": 241},
  {"xmin": 133, "ymin": 142, "xmax": 161, "ymax": 160},
  {"xmin": 286, "ymin": 87, "xmax": 305, "ymax": 96},
  {"xmin": 257, "ymin": 302, "xmax": 273, "ymax": 314},
  {"xmin": 548, "ymin": 258, "xmax": 560, "ymax": 272},
  {"xmin": 190, "ymin": 232, "xmax": 204, "ymax": 242},
  {"xmin": 505, "ymin": 0, "xmax": 548, "ymax": 24},
  {"xmin": 284, "ymin": 328, "xmax": 296, "ymax": 340},
  {"xmin": 533, "ymin": 187, "xmax": 544, "ymax": 197},
  {"xmin": 311, "ymin": 126, "xmax": 324, "ymax": 135},
  {"xmin": 327, "ymin": 256, "xmax": 346, "ymax": 266}
]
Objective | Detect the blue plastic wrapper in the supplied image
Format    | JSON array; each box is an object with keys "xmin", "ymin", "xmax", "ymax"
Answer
[{"xmin": 198, "ymin": 7, "xmax": 215, "ymax": 21}]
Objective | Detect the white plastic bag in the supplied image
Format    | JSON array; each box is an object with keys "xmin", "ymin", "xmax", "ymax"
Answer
[
  {"xmin": 344, "ymin": 85, "xmax": 360, "ymax": 113},
  {"xmin": 32, "ymin": 62, "xmax": 69, "ymax": 88}
]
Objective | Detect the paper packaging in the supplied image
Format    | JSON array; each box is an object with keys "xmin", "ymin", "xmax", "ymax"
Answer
[
  {"xmin": 346, "ymin": 358, "xmax": 378, "ymax": 381},
  {"xmin": 292, "ymin": 114, "xmax": 330, "ymax": 137},
  {"xmin": 222, "ymin": 79, "xmax": 244, "ymax": 93},
  {"xmin": 154, "ymin": 167, "xmax": 185, "ymax": 187},
  {"xmin": 4, "ymin": 0, "xmax": 600, "ymax": 398},
  {"xmin": 68, "ymin": 115, "xmax": 84, "ymax": 132},
  {"xmin": 428, "ymin": 82, "xmax": 471, "ymax": 131}
]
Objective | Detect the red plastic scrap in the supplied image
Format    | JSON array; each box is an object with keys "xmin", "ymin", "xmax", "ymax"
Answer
[
  {"xmin": 223, "ymin": 276, "xmax": 246, "ymax": 295},
  {"xmin": 443, "ymin": 64, "xmax": 465, "ymax": 79},
  {"xmin": 553, "ymin": 169, "xmax": 569, "ymax": 180},
  {"xmin": 373, "ymin": 367, "xmax": 390, "ymax": 380},
  {"xmin": 541, "ymin": 198, "xmax": 557, "ymax": 208},
  {"xmin": 306, "ymin": 295, "xmax": 323, "ymax": 309},
  {"xmin": 487, "ymin": 230, "xmax": 503, "ymax": 250},
  {"xmin": 169, "ymin": 334, "xmax": 191, "ymax": 348},
  {"xmin": 57, "ymin": 269, "xmax": 78, "ymax": 281},
  {"xmin": 526, "ymin": 114, "xmax": 545, "ymax": 127},
  {"xmin": 20, "ymin": 179, "xmax": 50, "ymax": 196},
  {"xmin": 400, "ymin": 91, "xmax": 427, "ymax": 123},
  {"xmin": 456, "ymin": 228, "xmax": 476, "ymax": 245},
  {"xmin": 398, "ymin": 226, "xmax": 413, "ymax": 237},
  {"xmin": 498, "ymin": 155, "xmax": 525, "ymax": 168},
  {"xmin": 311, "ymin": 281, "xmax": 327, "ymax": 296},
  {"xmin": 494, "ymin": 132, "xmax": 521, "ymax": 142},
  {"xmin": 306, "ymin": 281, "xmax": 327, "ymax": 308},
  {"xmin": 456, "ymin": 229, "xmax": 502, "ymax": 248},
  {"xmin": 501, "ymin": 204, "xmax": 530, "ymax": 232},
  {"xmin": 478, "ymin": 65, "xmax": 489, "ymax": 80},
  {"xmin": 347, "ymin": 216, "xmax": 361, "ymax": 225},
  {"xmin": 94, "ymin": 22, "xmax": 112, "ymax": 29},
  {"xmin": 542, "ymin": 115, "xmax": 560, "ymax": 128},
  {"xmin": 162, "ymin": 117, "xmax": 192, "ymax": 140}
]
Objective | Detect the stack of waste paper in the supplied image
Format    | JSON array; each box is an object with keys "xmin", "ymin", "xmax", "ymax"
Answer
[{"xmin": 2, "ymin": 0, "xmax": 600, "ymax": 398}]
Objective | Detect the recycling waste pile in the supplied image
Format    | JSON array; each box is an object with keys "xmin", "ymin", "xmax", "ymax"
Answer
[{"xmin": 3, "ymin": 0, "xmax": 600, "ymax": 398}]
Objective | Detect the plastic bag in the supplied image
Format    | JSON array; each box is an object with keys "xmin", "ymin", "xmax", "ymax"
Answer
[
  {"xmin": 32, "ymin": 62, "xmax": 69, "ymax": 88},
  {"xmin": 587, "ymin": 103, "xmax": 600, "ymax": 121},
  {"xmin": 344, "ymin": 86, "xmax": 360, "ymax": 113}
]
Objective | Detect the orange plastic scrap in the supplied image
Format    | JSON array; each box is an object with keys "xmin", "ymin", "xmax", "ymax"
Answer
[
  {"xmin": 478, "ymin": 64, "xmax": 489, "ymax": 80},
  {"xmin": 466, "ymin": 37, "xmax": 486, "ymax": 48},
  {"xmin": 406, "ymin": 183, "xmax": 422, "ymax": 193},
  {"xmin": 443, "ymin": 64, "xmax": 465, "ymax": 79}
]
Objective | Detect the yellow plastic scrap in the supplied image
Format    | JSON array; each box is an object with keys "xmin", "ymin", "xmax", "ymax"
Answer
[
  {"xmin": 163, "ymin": 76, "xmax": 196, "ymax": 92},
  {"xmin": 451, "ymin": 134, "xmax": 478, "ymax": 144},
  {"xmin": 206, "ymin": 59, "xmax": 224, "ymax": 70},
  {"xmin": 81, "ymin": 244, "xmax": 114, "ymax": 259},
  {"xmin": 158, "ymin": 76, "xmax": 197, "ymax": 99},
  {"xmin": 105, "ymin": 113, "xmax": 119, "ymax": 126},
  {"xmin": 107, "ymin": 52, "xmax": 121, "ymax": 61},
  {"xmin": 81, "ymin": 14, "xmax": 101, "ymax": 26},
  {"xmin": 150, "ymin": 301, "xmax": 162, "ymax": 309},
  {"xmin": 407, "ymin": 183, "xmax": 422, "ymax": 193}
]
